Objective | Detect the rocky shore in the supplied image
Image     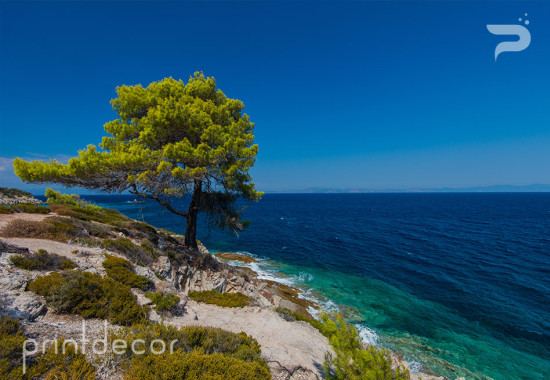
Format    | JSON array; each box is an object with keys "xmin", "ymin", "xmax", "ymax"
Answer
[{"xmin": 0, "ymin": 205, "xmax": 447, "ymax": 379}]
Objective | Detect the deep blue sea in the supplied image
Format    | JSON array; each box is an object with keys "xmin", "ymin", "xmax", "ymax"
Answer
[{"xmin": 83, "ymin": 193, "xmax": 549, "ymax": 379}]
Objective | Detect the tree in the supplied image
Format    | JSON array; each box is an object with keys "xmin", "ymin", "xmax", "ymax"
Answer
[{"xmin": 13, "ymin": 72, "xmax": 262, "ymax": 249}]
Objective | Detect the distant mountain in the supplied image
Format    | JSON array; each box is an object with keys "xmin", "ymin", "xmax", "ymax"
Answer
[{"xmin": 267, "ymin": 184, "xmax": 550, "ymax": 193}]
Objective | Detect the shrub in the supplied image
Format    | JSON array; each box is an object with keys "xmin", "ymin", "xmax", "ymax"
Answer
[
  {"xmin": 102, "ymin": 238, "xmax": 153, "ymax": 266},
  {"xmin": 0, "ymin": 317, "xmax": 97, "ymax": 379},
  {"xmin": 25, "ymin": 339, "xmax": 97, "ymax": 380},
  {"xmin": 140, "ymin": 238, "xmax": 162, "ymax": 259},
  {"xmin": 0, "ymin": 219, "xmax": 61, "ymax": 241},
  {"xmin": 188, "ymin": 290, "xmax": 250, "ymax": 308},
  {"xmin": 320, "ymin": 313, "xmax": 410, "ymax": 380},
  {"xmin": 103, "ymin": 254, "xmax": 153, "ymax": 291},
  {"xmin": 0, "ymin": 216, "xmax": 113, "ymax": 244},
  {"xmin": 276, "ymin": 308, "xmax": 325, "ymax": 335},
  {"xmin": 124, "ymin": 351, "xmax": 271, "ymax": 380},
  {"xmin": 0, "ymin": 203, "xmax": 49, "ymax": 214},
  {"xmin": 46, "ymin": 188, "xmax": 128, "ymax": 225},
  {"xmin": 0, "ymin": 316, "xmax": 26, "ymax": 379},
  {"xmin": 112, "ymin": 323, "xmax": 266, "ymax": 367},
  {"xmin": 145, "ymin": 291, "xmax": 180, "ymax": 313},
  {"xmin": 10, "ymin": 249, "xmax": 76, "ymax": 271},
  {"xmin": 28, "ymin": 271, "xmax": 146, "ymax": 326}
]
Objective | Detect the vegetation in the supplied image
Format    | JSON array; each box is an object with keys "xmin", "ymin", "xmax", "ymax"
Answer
[
  {"xmin": 124, "ymin": 351, "xmax": 270, "ymax": 380},
  {"xmin": 0, "ymin": 216, "xmax": 114, "ymax": 246},
  {"xmin": 10, "ymin": 249, "xmax": 76, "ymax": 271},
  {"xmin": 320, "ymin": 313, "xmax": 410, "ymax": 380},
  {"xmin": 188, "ymin": 290, "xmax": 250, "ymax": 308},
  {"xmin": 0, "ymin": 316, "xmax": 26, "ymax": 378},
  {"xmin": 145, "ymin": 291, "xmax": 180, "ymax": 313},
  {"xmin": 25, "ymin": 339, "xmax": 97, "ymax": 379},
  {"xmin": 102, "ymin": 254, "xmax": 153, "ymax": 291},
  {"xmin": 276, "ymin": 307, "xmax": 325, "ymax": 335},
  {"xmin": 13, "ymin": 73, "xmax": 262, "ymax": 249},
  {"xmin": 46, "ymin": 188, "xmax": 128, "ymax": 224},
  {"xmin": 28, "ymin": 271, "xmax": 146, "ymax": 325},
  {"xmin": 0, "ymin": 317, "xmax": 96, "ymax": 379},
  {"xmin": 102, "ymin": 238, "xmax": 153, "ymax": 266},
  {"xmin": 0, "ymin": 203, "xmax": 49, "ymax": 214},
  {"xmin": 112, "ymin": 322, "xmax": 270, "ymax": 379}
]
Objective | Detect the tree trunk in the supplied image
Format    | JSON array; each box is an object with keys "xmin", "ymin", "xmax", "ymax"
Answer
[{"xmin": 184, "ymin": 180, "xmax": 202, "ymax": 249}]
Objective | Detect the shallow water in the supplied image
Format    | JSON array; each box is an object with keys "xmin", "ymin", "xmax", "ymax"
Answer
[{"xmin": 88, "ymin": 193, "xmax": 550, "ymax": 379}]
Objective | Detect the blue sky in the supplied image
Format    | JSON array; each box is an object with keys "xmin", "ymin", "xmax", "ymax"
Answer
[{"xmin": 0, "ymin": 1, "xmax": 549, "ymax": 193}]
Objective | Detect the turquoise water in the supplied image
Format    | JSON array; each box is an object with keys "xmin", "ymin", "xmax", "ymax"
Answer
[{"xmin": 89, "ymin": 193, "xmax": 550, "ymax": 379}]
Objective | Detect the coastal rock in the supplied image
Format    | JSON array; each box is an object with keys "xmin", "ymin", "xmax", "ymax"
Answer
[
  {"xmin": 154, "ymin": 256, "xmax": 173, "ymax": 280},
  {"xmin": 0, "ymin": 292, "xmax": 46, "ymax": 321},
  {"xmin": 134, "ymin": 264, "xmax": 157, "ymax": 282}
]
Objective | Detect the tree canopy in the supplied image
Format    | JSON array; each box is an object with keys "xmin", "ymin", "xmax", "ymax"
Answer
[{"xmin": 14, "ymin": 72, "xmax": 262, "ymax": 248}]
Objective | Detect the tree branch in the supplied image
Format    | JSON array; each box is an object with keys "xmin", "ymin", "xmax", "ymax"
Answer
[{"xmin": 129, "ymin": 185, "xmax": 189, "ymax": 217}]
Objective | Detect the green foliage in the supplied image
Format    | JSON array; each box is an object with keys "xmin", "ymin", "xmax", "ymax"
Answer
[
  {"xmin": 102, "ymin": 238, "xmax": 153, "ymax": 266},
  {"xmin": 112, "ymin": 323, "xmax": 266, "ymax": 367},
  {"xmin": 46, "ymin": 188, "xmax": 128, "ymax": 224},
  {"xmin": 13, "ymin": 73, "xmax": 262, "ymax": 248},
  {"xmin": 276, "ymin": 308, "xmax": 325, "ymax": 335},
  {"xmin": 140, "ymin": 238, "xmax": 162, "ymax": 259},
  {"xmin": 320, "ymin": 313, "xmax": 410, "ymax": 380},
  {"xmin": 103, "ymin": 254, "xmax": 152, "ymax": 291},
  {"xmin": 145, "ymin": 291, "xmax": 180, "ymax": 312},
  {"xmin": 0, "ymin": 317, "xmax": 97, "ymax": 379},
  {"xmin": 0, "ymin": 187, "xmax": 33, "ymax": 198},
  {"xmin": 0, "ymin": 203, "xmax": 50, "ymax": 214},
  {"xmin": 188, "ymin": 290, "xmax": 250, "ymax": 308},
  {"xmin": 124, "ymin": 351, "xmax": 271, "ymax": 380},
  {"xmin": 0, "ymin": 316, "xmax": 26, "ymax": 379},
  {"xmin": 10, "ymin": 249, "xmax": 76, "ymax": 271},
  {"xmin": 25, "ymin": 339, "xmax": 97, "ymax": 380},
  {"xmin": 28, "ymin": 271, "xmax": 146, "ymax": 326}
]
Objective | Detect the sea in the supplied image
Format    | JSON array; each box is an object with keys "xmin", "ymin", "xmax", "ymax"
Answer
[{"xmin": 78, "ymin": 193, "xmax": 549, "ymax": 379}]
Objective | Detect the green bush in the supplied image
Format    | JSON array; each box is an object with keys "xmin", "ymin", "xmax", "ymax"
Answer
[
  {"xmin": 321, "ymin": 313, "xmax": 410, "ymax": 380},
  {"xmin": 0, "ymin": 203, "xmax": 49, "ymax": 214},
  {"xmin": 46, "ymin": 188, "xmax": 128, "ymax": 225},
  {"xmin": 188, "ymin": 290, "xmax": 250, "ymax": 308},
  {"xmin": 102, "ymin": 238, "xmax": 153, "ymax": 266},
  {"xmin": 112, "ymin": 323, "xmax": 267, "ymax": 368},
  {"xmin": 103, "ymin": 254, "xmax": 152, "ymax": 291},
  {"xmin": 0, "ymin": 316, "xmax": 26, "ymax": 379},
  {"xmin": 276, "ymin": 308, "xmax": 325, "ymax": 335},
  {"xmin": 10, "ymin": 249, "xmax": 76, "ymax": 271},
  {"xmin": 145, "ymin": 291, "xmax": 180, "ymax": 313},
  {"xmin": 25, "ymin": 339, "xmax": 97, "ymax": 380},
  {"xmin": 124, "ymin": 351, "xmax": 271, "ymax": 380},
  {"xmin": 140, "ymin": 238, "xmax": 162, "ymax": 259},
  {"xmin": 28, "ymin": 271, "xmax": 146, "ymax": 326},
  {"xmin": 0, "ymin": 317, "xmax": 97, "ymax": 379}
]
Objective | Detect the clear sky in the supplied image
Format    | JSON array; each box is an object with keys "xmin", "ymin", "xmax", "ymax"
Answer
[{"xmin": 0, "ymin": 1, "xmax": 549, "ymax": 193}]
